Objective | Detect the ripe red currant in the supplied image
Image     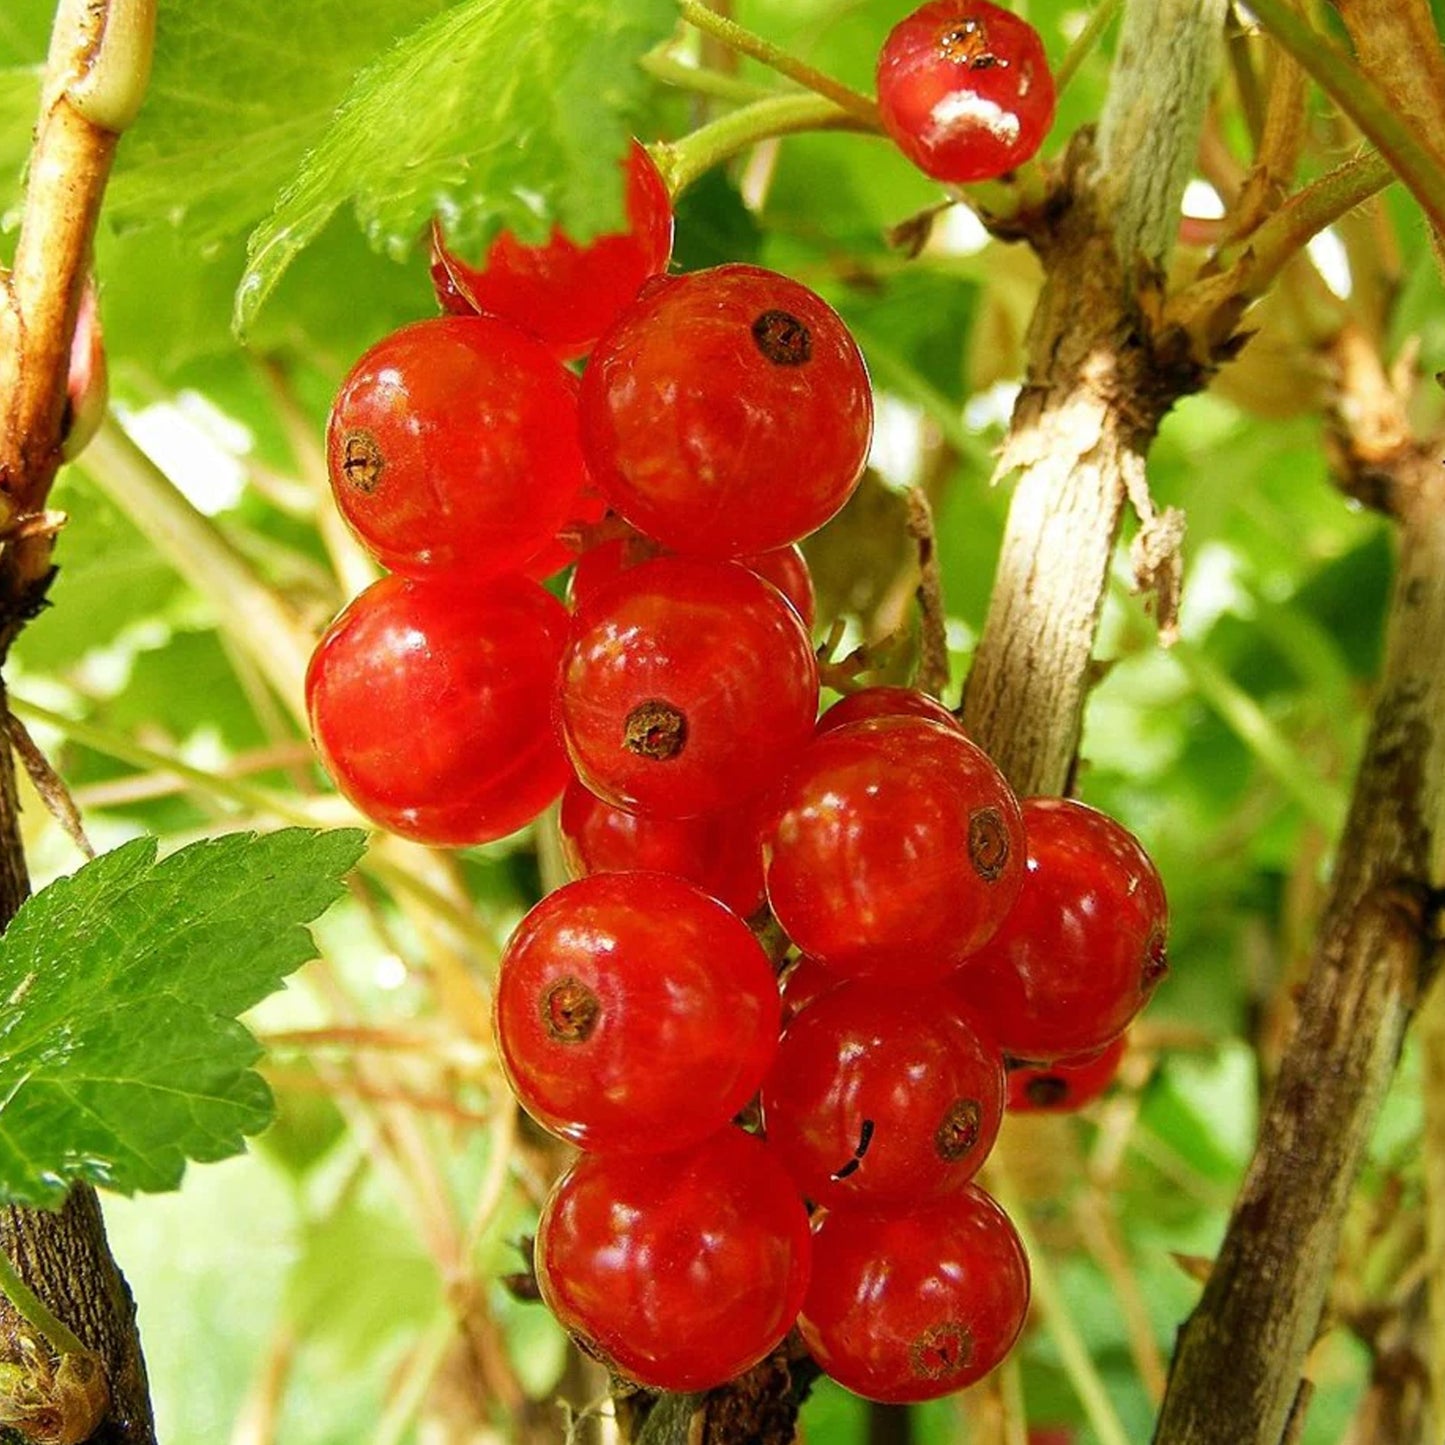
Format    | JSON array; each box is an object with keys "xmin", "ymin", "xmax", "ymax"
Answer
[
  {"xmin": 877, "ymin": 1, "xmax": 1057, "ymax": 183},
  {"xmin": 325, "ymin": 316, "xmax": 587, "ymax": 578},
  {"xmin": 762, "ymin": 982, "xmax": 1004, "ymax": 1208},
  {"xmin": 780, "ymin": 954, "xmax": 840, "ymax": 1024},
  {"xmin": 765, "ymin": 716, "xmax": 1025, "ymax": 981},
  {"xmin": 537, "ymin": 1128, "xmax": 812, "ymax": 1391},
  {"xmin": 815, "ymin": 685, "xmax": 964, "ymax": 737},
  {"xmin": 800, "ymin": 1184, "xmax": 1029, "ymax": 1402},
  {"xmin": 557, "ymin": 557, "xmax": 819, "ymax": 817},
  {"xmin": 1006, "ymin": 1033, "xmax": 1128, "ymax": 1113},
  {"xmin": 959, "ymin": 798, "xmax": 1168, "ymax": 1061},
  {"xmin": 557, "ymin": 778, "xmax": 765, "ymax": 918},
  {"xmin": 580, "ymin": 264, "xmax": 873, "ymax": 557},
  {"xmin": 305, "ymin": 574, "xmax": 569, "ymax": 845},
  {"xmin": 494, "ymin": 873, "xmax": 780, "ymax": 1152},
  {"xmin": 430, "ymin": 141, "xmax": 674, "ymax": 360}
]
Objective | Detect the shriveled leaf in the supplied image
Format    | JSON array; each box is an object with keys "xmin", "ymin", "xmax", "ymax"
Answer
[
  {"xmin": 235, "ymin": 0, "xmax": 674, "ymax": 333},
  {"xmin": 0, "ymin": 827, "xmax": 366, "ymax": 1207}
]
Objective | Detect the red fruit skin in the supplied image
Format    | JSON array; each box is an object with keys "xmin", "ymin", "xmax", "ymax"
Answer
[
  {"xmin": 305, "ymin": 575, "xmax": 569, "ymax": 846},
  {"xmin": 325, "ymin": 316, "xmax": 587, "ymax": 578},
  {"xmin": 580, "ymin": 263, "xmax": 873, "ymax": 558},
  {"xmin": 430, "ymin": 141, "xmax": 674, "ymax": 360},
  {"xmin": 570, "ymin": 537, "xmax": 816, "ymax": 630},
  {"xmin": 494, "ymin": 873, "xmax": 780, "ymax": 1152},
  {"xmin": 522, "ymin": 484, "xmax": 610, "ymax": 583},
  {"xmin": 876, "ymin": 0, "xmax": 1057, "ymax": 183},
  {"xmin": 538, "ymin": 1129, "xmax": 812, "ymax": 1391},
  {"xmin": 762, "ymin": 982, "xmax": 1004, "ymax": 1208},
  {"xmin": 958, "ymin": 798, "xmax": 1168, "ymax": 1062},
  {"xmin": 765, "ymin": 717, "xmax": 1026, "ymax": 981},
  {"xmin": 816, "ymin": 685, "xmax": 964, "ymax": 737},
  {"xmin": 780, "ymin": 954, "xmax": 840, "ymax": 1025},
  {"xmin": 557, "ymin": 557, "xmax": 820, "ymax": 817},
  {"xmin": 1006, "ymin": 1033, "xmax": 1128, "ymax": 1113},
  {"xmin": 558, "ymin": 778, "xmax": 766, "ymax": 918},
  {"xmin": 800, "ymin": 1185, "xmax": 1030, "ymax": 1402}
]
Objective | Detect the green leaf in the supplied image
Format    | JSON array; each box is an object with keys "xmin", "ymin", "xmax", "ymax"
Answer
[
  {"xmin": 0, "ymin": 827, "xmax": 367, "ymax": 1208},
  {"xmin": 235, "ymin": 0, "xmax": 674, "ymax": 335},
  {"xmin": 104, "ymin": 0, "xmax": 452, "ymax": 243}
]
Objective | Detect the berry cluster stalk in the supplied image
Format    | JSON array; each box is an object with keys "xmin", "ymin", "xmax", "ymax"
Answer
[{"xmin": 0, "ymin": 1, "xmax": 158, "ymax": 1440}]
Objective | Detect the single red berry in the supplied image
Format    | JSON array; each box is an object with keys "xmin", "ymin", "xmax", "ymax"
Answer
[
  {"xmin": 557, "ymin": 556, "xmax": 819, "ymax": 817},
  {"xmin": 537, "ymin": 1128, "xmax": 812, "ymax": 1391},
  {"xmin": 325, "ymin": 316, "xmax": 587, "ymax": 579},
  {"xmin": 430, "ymin": 141, "xmax": 674, "ymax": 360},
  {"xmin": 765, "ymin": 717, "xmax": 1025, "ymax": 981},
  {"xmin": 816, "ymin": 685, "xmax": 964, "ymax": 737},
  {"xmin": 580, "ymin": 263, "xmax": 873, "ymax": 558},
  {"xmin": 958, "ymin": 798, "xmax": 1168, "ymax": 1062},
  {"xmin": 558, "ymin": 778, "xmax": 766, "ymax": 918},
  {"xmin": 762, "ymin": 982, "xmax": 1004, "ymax": 1208},
  {"xmin": 876, "ymin": 0, "xmax": 1057, "ymax": 183},
  {"xmin": 570, "ymin": 536, "xmax": 815, "ymax": 630},
  {"xmin": 799, "ymin": 1185, "xmax": 1030, "ymax": 1402},
  {"xmin": 494, "ymin": 874, "xmax": 780, "ymax": 1152},
  {"xmin": 306, "ymin": 574, "xmax": 569, "ymax": 845},
  {"xmin": 1006, "ymin": 1033, "xmax": 1128, "ymax": 1113}
]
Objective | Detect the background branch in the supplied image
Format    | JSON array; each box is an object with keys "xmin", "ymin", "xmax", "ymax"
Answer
[
  {"xmin": 1152, "ymin": 326, "xmax": 1445, "ymax": 1445},
  {"xmin": 0, "ymin": 2, "xmax": 157, "ymax": 1440}
]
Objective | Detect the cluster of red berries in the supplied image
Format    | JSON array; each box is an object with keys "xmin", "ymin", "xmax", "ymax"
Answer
[
  {"xmin": 496, "ymin": 693, "xmax": 1166, "ymax": 1399},
  {"xmin": 304, "ymin": 1, "xmax": 1127, "ymax": 1410}
]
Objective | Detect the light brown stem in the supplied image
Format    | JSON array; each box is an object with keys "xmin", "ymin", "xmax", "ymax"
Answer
[{"xmin": 1153, "ymin": 329, "xmax": 1445, "ymax": 1444}]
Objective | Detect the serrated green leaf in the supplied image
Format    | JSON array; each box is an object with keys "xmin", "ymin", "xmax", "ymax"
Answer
[
  {"xmin": 236, "ymin": 0, "xmax": 674, "ymax": 335},
  {"xmin": 0, "ymin": 827, "xmax": 367, "ymax": 1207},
  {"xmin": 104, "ymin": 0, "xmax": 452, "ymax": 243}
]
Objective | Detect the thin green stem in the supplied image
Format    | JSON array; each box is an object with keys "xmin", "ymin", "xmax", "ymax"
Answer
[
  {"xmin": 1168, "ymin": 638, "xmax": 1347, "ymax": 834},
  {"xmin": 1245, "ymin": 0, "xmax": 1445, "ymax": 239},
  {"xmin": 10, "ymin": 695, "xmax": 325, "ymax": 827},
  {"xmin": 9, "ymin": 695, "xmax": 487, "ymax": 946},
  {"xmin": 988, "ymin": 1162, "xmax": 1132, "ymax": 1445},
  {"xmin": 675, "ymin": 0, "xmax": 880, "ymax": 126},
  {"xmin": 1236, "ymin": 147, "xmax": 1393, "ymax": 300},
  {"xmin": 83, "ymin": 414, "xmax": 316, "ymax": 731},
  {"xmin": 639, "ymin": 48, "xmax": 778, "ymax": 104},
  {"xmin": 656, "ymin": 93, "xmax": 876, "ymax": 197},
  {"xmin": 0, "ymin": 1242, "xmax": 88, "ymax": 1359},
  {"xmin": 1055, "ymin": 0, "xmax": 1122, "ymax": 95}
]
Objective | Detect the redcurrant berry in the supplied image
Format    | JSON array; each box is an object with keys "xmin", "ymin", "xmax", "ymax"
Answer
[
  {"xmin": 537, "ymin": 1128, "xmax": 812, "ymax": 1390},
  {"xmin": 326, "ymin": 316, "xmax": 587, "ymax": 578},
  {"xmin": 557, "ymin": 557, "xmax": 819, "ymax": 817},
  {"xmin": 958, "ymin": 798, "xmax": 1168, "ymax": 1061},
  {"xmin": 816, "ymin": 685, "xmax": 964, "ymax": 737},
  {"xmin": 1006, "ymin": 1033, "xmax": 1128, "ymax": 1113},
  {"xmin": 877, "ymin": 1, "xmax": 1057, "ymax": 183},
  {"xmin": 780, "ymin": 954, "xmax": 840, "ymax": 1024},
  {"xmin": 430, "ymin": 141, "xmax": 674, "ymax": 360},
  {"xmin": 799, "ymin": 1185, "xmax": 1029, "ymax": 1402},
  {"xmin": 558, "ymin": 778, "xmax": 765, "ymax": 918},
  {"xmin": 494, "ymin": 873, "xmax": 780, "ymax": 1152},
  {"xmin": 580, "ymin": 264, "xmax": 873, "ymax": 557},
  {"xmin": 762, "ymin": 982, "xmax": 1003, "ymax": 1208},
  {"xmin": 305, "ymin": 575, "xmax": 568, "ymax": 845},
  {"xmin": 766, "ymin": 717, "xmax": 1025, "ymax": 981}
]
